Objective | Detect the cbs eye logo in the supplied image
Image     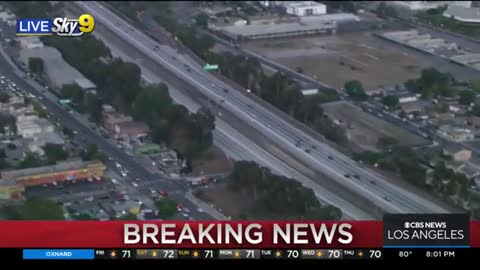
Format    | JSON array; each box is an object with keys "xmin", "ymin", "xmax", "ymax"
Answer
[{"xmin": 52, "ymin": 14, "xmax": 95, "ymax": 37}]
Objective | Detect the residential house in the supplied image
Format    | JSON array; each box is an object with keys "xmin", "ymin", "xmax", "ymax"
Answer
[
  {"xmin": 442, "ymin": 145, "xmax": 472, "ymax": 162},
  {"xmin": 438, "ymin": 125, "xmax": 475, "ymax": 142},
  {"xmin": 103, "ymin": 111, "xmax": 133, "ymax": 131},
  {"xmin": 114, "ymin": 121, "xmax": 150, "ymax": 141},
  {"xmin": 398, "ymin": 93, "xmax": 418, "ymax": 103},
  {"xmin": 16, "ymin": 116, "xmax": 54, "ymax": 139}
]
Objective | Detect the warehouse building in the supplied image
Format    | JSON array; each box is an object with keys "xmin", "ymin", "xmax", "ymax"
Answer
[
  {"xmin": 17, "ymin": 36, "xmax": 44, "ymax": 49},
  {"xmin": 19, "ymin": 46, "xmax": 90, "ymax": 90},
  {"xmin": 391, "ymin": 1, "xmax": 471, "ymax": 11},
  {"xmin": 212, "ymin": 20, "xmax": 336, "ymax": 40},
  {"xmin": 283, "ymin": 1, "xmax": 327, "ymax": 16},
  {"xmin": 444, "ymin": 5, "xmax": 480, "ymax": 23},
  {"xmin": 74, "ymin": 78, "xmax": 97, "ymax": 93}
]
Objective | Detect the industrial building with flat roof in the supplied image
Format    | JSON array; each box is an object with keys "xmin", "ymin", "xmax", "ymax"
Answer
[
  {"xmin": 74, "ymin": 78, "xmax": 97, "ymax": 92},
  {"xmin": 211, "ymin": 18, "xmax": 337, "ymax": 40},
  {"xmin": 282, "ymin": 1, "xmax": 327, "ymax": 17},
  {"xmin": 444, "ymin": 5, "xmax": 480, "ymax": 23},
  {"xmin": 390, "ymin": 1, "xmax": 471, "ymax": 11},
  {"xmin": 19, "ymin": 46, "xmax": 92, "ymax": 90}
]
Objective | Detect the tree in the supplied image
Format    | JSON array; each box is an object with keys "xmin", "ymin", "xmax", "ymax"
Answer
[
  {"xmin": 62, "ymin": 126, "xmax": 74, "ymax": 138},
  {"xmin": 86, "ymin": 93, "xmax": 103, "ymax": 123},
  {"xmin": 73, "ymin": 213, "xmax": 96, "ymax": 220},
  {"xmin": 28, "ymin": 57, "xmax": 44, "ymax": 75},
  {"xmin": 17, "ymin": 152, "xmax": 43, "ymax": 169},
  {"xmin": 81, "ymin": 143, "xmax": 98, "ymax": 161},
  {"xmin": 103, "ymin": 59, "xmax": 142, "ymax": 104},
  {"xmin": 2, "ymin": 205, "xmax": 23, "ymax": 219},
  {"xmin": 117, "ymin": 212, "xmax": 137, "ymax": 220},
  {"xmin": 194, "ymin": 13, "xmax": 209, "ymax": 28},
  {"xmin": 0, "ymin": 92, "xmax": 10, "ymax": 103},
  {"xmin": 376, "ymin": 2, "xmax": 397, "ymax": 17},
  {"xmin": 382, "ymin": 95, "xmax": 399, "ymax": 108},
  {"xmin": 412, "ymin": 68, "xmax": 452, "ymax": 98},
  {"xmin": 154, "ymin": 198, "xmax": 177, "ymax": 219},
  {"xmin": 228, "ymin": 161, "xmax": 342, "ymax": 220},
  {"xmin": 459, "ymin": 90, "xmax": 476, "ymax": 106},
  {"xmin": 32, "ymin": 101, "xmax": 48, "ymax": 118},
  {"xmin": 472, "ymin": 103, "xmax": 480, "ymax": 117},
  {"xmin": 133, "ymin": 83, "xmax": 172, "ymax": 124},
  {"xmin": 376, "ymin": 2, "xmax": 387, "ymax": 15},
  {"xmin": 344, "ymin": 80, "xmax": 368, "ymax": 101},
  {"xmin": 471, "ymin": 81, "xmax": 480, "ymax": 92},
  {"xmin": 0, "ymin": 114, "xmax": 15, "ymax": 135},
  {"xmin": 22, "ymin": 198, "xmax": 64, "ymax": 220},
  {"xmin": 6, "ymin": 1, "xmax": 55, "ymax": 18},
  {"xmin": 43, "ymin": 143, "xmax": 69, "ymax": 164}
]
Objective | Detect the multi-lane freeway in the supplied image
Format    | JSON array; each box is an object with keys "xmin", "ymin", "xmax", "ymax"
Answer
[
  {"xmin": 75, "ymin": 7, "xmax": 376, "ymax": 219},
  {"xmin": 75, "ymin": 1, "xmax": 451, "ymax": 215}
]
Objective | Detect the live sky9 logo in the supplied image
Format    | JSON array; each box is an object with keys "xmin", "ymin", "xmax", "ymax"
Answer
[
  {"xmin": 16, "ymin": 14, "xmax": 95, "ymax": 37},
  {"xmin": 52, "ymin": 14, "xmax": 95, "ymax": 37}
]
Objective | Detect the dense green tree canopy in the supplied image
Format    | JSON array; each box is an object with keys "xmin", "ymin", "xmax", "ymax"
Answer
[
  {"xmin": 154, "ymin": 198, "xmax": 177, "ymax": 219},
  {"xmin": 228, "ymin": 161, "xmax": 342, "ymax": 220},
  {"xmin": 28, "ymin": 57, "xmax": 44, "ymax": 75},
  {"xmin": 344, "ymin": 80, "xmax": 368, "ymax": 101}
]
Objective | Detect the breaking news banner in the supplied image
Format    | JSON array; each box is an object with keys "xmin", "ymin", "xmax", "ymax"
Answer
[{"xmin": 0, "ymin": 217, "xmax": 478, "ymax": 263}]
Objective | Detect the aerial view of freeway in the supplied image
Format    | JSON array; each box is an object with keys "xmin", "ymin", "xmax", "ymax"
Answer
[{"xmin": 2, "ymin": 0, "xmax": 479, "ymax": 225}]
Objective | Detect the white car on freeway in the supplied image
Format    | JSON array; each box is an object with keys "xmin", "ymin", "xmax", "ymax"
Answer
[{"xmin": 131, "ymin": 182, "xmax": 139, "ymax": 187}]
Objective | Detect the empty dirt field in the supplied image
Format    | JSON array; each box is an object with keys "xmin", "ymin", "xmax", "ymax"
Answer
[
  {"xmin": 244, "ymin": 32, "xmax": 430, "ymax": 91},
  {"xmin": 322, "ymin": 101, "xmax": 428, "ymax": 152}
]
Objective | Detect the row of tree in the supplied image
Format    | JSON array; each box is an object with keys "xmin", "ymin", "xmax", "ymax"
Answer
[
  {"xmin": 1, "ymin": 198, "xmax": 64, "ymax": 220},
  {"xmin": 353, "ymin": 146, "xmax": 428, "ymax": 188},
  {"xmin": 16, "ymin": 144, "xmax": 69, "ymax": 169},
  {"xmin": 41, "ymin": 34, "xmax": 214, "ymax": 158},
  {"xmin": 228, "ymin": 161, "xmax": 342, "ymax": 220},
  {"xmin": 206, "ymin": 52, "xmax": 347, "ymax": 145},
  {"xmin": 404, "ymin": 68, "xmax": 455, "ymax": 99},
  {"xmin": 353, "ymin": 146, "xmax": 474, "ymax": 201}
]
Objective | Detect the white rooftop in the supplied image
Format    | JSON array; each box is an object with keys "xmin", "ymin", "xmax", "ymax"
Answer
[
  {"xmin": 444, "ymin": 5, "xmax": 480, "ymax": 23},
  {"xmin": 19, "ymin": 47, "xmax": 89, "ymax": 88},
  {"xmin": 285, "ymin": 1, "xmax": 325, "ymax": 8},
  {"xmin": 74, "ymin": 78, "xmax": 96, "ymax": 90},
  {"xmin": 219, "ymin": 21, "xmax": 335, "ymax": 37}
]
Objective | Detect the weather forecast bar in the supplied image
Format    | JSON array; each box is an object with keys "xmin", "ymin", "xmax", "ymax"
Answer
[{"xmin": 22, "ymin": 249, "xmax": 95, "ymax": 260}]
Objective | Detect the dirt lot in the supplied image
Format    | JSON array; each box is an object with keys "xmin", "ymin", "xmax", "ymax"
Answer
[
  {"xmin": 322, "ymin": 101, "xmax": 428, "ymax": 152},
  {"xmin": 191, "ymin": 146, "xmax": 234, "ymax": 175},
  {"xmin": 194, "ymin": 183, "xmax": 248, "ymax": 219},
  {"xmin": 244, "ymin": 32, "xmax": 430, "ymax": 91}
]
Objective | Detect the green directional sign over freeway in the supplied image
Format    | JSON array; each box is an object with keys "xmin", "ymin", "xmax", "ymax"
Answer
[{"xmin": 203, "ymin": 64, "xmax": 219, "ymax": 71}]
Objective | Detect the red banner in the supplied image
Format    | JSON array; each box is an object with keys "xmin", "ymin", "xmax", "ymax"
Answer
[{"xmin": 0, "ymin": 221, "xmax": 478, "ymax": 248}]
